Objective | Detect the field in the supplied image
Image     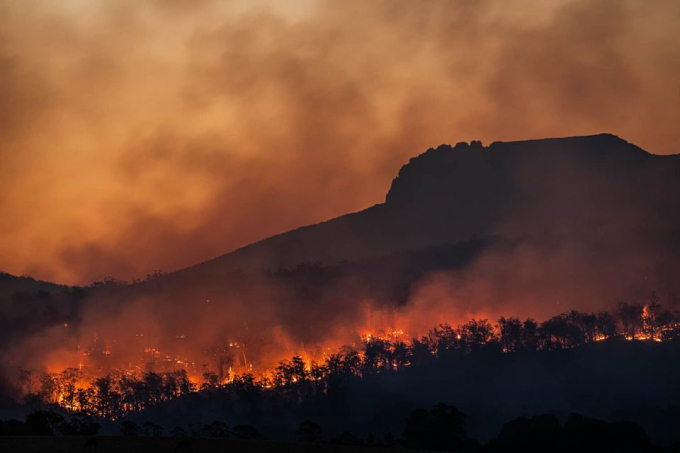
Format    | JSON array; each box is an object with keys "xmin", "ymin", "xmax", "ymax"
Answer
[{"xmin": 0, "ymin": 437, "xmax": 419, "ymax": 453}]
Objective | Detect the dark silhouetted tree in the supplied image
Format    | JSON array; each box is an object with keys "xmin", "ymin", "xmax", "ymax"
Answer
[
  {"xmin": 564, "ymin": 413, "xmax": 652, "ymax": 453},
  {"xmin": 618, "ymin": 302, "xmax": 644, "ymax": 339},
  {"xmin": 25, "ymin": 410, "xmax": 64, "ymax": 435},
  {"xmin": 330, "ymin": 431, "xmax": 363, "ymax": 445},
  {"xmin": 170, "ymin": 426, "xmax": 189, "ymax": 438},
  {"xmin": 142, "ymin": 421, "xmax": 163, "ymax": 437},
  {"xmin": 403, "ymin": 403, "xmax": 471, "ymax": 451},
  {"xmin": 498, "ymin": 317, "xmax": 523, "ymax": 353},
  {"xmin": 596, "ymin": 311, "xmax": 617, "ymax": 339},
  {"xmin": 459, "ymin": 319, "xmax": 495, "ymax": 353},
  {"xmin": 487, "ymin": 414, "xmax": 563, "ymax": 453},
  {"xmin": 296, "ymin": 419, "xmax": 322, "ymax": 442},
  {"xmin": 643, "ymin": 292, "xmax": 663, "ymax": 341},
  {"xmin": 119, "ymin": 420, "xmax": 141, "ymax": 436},
  {"xmin": 202, "ymin": 420, "xmax": 229, "ymax": 438},
  {"xmin": 1, "ymin": 419, "xmax": 27, "ymax": 435},
  {"xmin": 521, "ymin": 318, "xmax": 539, "ymax": 351},
  {"xmin": 232, "ymin": 425, "xmax": 264, "ymax": 440},
  {"xmin": 61, "ymin": 412, "xmax": 100, "ymax": 435}
]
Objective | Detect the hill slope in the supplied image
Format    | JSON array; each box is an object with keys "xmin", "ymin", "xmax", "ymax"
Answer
[
  {"xmin": 4, "ymin": 133, "xmax": 680, "ymax": 385},
  {"xmin": 95, "ymin": 133, "xmax": 680, "ymax": 356},
  {"xmin": 168, "ymin": 134, "xmax": 680, "ymax": 307},
  {"xmin": 178, "ymin": 134, "xmax": 678, "ymax": 272}
]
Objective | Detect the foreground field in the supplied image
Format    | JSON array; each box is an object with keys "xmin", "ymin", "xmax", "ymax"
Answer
[{"xmin": 0, "ymin": 436, "xmax": 417, "ymax": 453}]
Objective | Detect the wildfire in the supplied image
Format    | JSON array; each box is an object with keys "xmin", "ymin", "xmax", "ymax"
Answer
[
  {"xmin": 15, "ymin": 297, "xmax": 680, "ymax": 421},
  {"xmin": 360, "ymin": 328, "xmax": 405, "ymax": 343}
]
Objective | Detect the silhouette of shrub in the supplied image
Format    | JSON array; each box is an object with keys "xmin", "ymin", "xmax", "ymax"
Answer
[
  {"xmin": 25, "ymin": 410, "xmax": 65, "ymax": 435},
  {"xmin": 330, "ymin": 431, "xmax": 363, "ymax": 446},
  {"xmin": 119, "ymin": 420, "xmax": 141, "ymax": 436},
  {"xmin": 142, "ymin": 421, "xmax": 164, "ymax": 437},
  {"xmin": 59, "ymin": 412, "xmax": 100, "ymax": 436},
  {"xmin": 0, "ymin": 419, "xmax": 26, "ymax": 435},
  {"xmin": 170, "ymin": 426, "xmax": 189, "ymax": 438},
  {"xmin": 232, "ymin": 424, "xmax": 264, "ymax": 440},
  {"xmin": 487, "ymin": 414, "xmax": 563, "ymax": 453},
  {"xmin": 403, "ymin": 403, "xmax": 474, "ymax": 451},
  {"xmin": 296, "ymin": 419, "xmax": 322, "ymax": 442},
  {"xmin": 202, "ymin": 420, "xmax": 229, "ymax": 438},
  {"xmin": 564, "ymin": 414, "xmax": 653, "ymax": 453}
]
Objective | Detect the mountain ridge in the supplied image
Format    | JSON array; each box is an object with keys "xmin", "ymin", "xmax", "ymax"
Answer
[
  {"xmin": 174, "ymin": 133, "xmax": 680, "ymax": 284},
  {"xmin": 3, "ymin": 133, "xmax": 679, "ymax": 292},
  {"xmin": 4, "ymin": 132, "xmax": 680, "ymax": 392}
]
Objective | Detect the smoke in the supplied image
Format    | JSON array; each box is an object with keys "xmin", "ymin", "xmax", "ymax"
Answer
[
  {"xmin": 399, "ymin": 241, "xmax": 672, "ymax": 334},
  {"xmin": 0, "ymin": 0, "xmax": 679, "ymax": 284}
]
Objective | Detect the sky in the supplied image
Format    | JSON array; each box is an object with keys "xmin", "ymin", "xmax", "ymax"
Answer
[{"xmin": 1, "ymin": 0, "xmax": 679, "ymax": 285}]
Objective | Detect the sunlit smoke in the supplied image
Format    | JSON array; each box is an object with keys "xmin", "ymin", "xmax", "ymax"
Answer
[{"xmin": 1, "ymin": 0, "xmax": 679, "ymax": 284}]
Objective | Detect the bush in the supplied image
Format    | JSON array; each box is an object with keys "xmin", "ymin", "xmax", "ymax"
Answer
[{"xmin": 119, "ymin": 420, "xmax": 141, "ymax": 436}]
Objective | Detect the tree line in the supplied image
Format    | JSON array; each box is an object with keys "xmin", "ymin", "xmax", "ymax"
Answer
[
  {"xmin": 0, "ymin": 404, "xmax": 664, "ymax": 453},
  {"xmin": 16, "ymin": 293, "xmax": 680, "ymax": 419}
]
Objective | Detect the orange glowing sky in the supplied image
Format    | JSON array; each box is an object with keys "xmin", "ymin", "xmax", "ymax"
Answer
[{"xmin": 1, "ymin": 0, "xmax": 679, "ymax": 285}]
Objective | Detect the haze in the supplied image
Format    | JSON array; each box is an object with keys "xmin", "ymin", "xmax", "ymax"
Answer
[{"xmin": 1, "ymin": 0, "xmax": 679, "ymax": 284}]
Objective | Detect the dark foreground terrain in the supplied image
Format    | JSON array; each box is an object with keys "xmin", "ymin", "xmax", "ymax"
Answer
[{"xmin": 0, "ymin": 436, "xmax": 416, "ymax": 453}]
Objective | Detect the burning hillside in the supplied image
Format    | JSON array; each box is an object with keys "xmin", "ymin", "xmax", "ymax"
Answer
[
  {"xmin": 10, "ymin": 292, "xmax": 680, "ymax": 420},
  {"xmin": 2, "ymin": 134, "xmax": 680, "ymax": 430}
]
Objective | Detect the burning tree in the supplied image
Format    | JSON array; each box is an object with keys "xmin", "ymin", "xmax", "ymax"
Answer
[
  {"xmin": 14, "ymin": 292, "xmax": 680, "ymax": 422},
  {"xmin": 617, "ymin": 302, "xmax": 644, "ymax": 339},
  {"xmin": 498, "ymin": 317, "xmax": 523, "ymax": 353}
]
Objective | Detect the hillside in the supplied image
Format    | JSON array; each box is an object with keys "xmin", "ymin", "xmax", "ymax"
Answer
[
  {"xmin": 3, "ymin": 133, "xmax": 680, "ymax": 398},
  {"xmin": 133, "ymin": 337, "xmax": 680, "ymax": 445},
  {"xmin": 144, "ymin": 134, "xmax": 680, "ymax": 319},
  {"xmin": 0, "ymin": 272, "xmax": 67, "ymax": 298},
  {"xmin": 55, "ymin": 133, "xmax": 676, "ymax": 369},
  {"xmin": 176, "ymin": 134, "xmax": 680, "ymax": 283}
]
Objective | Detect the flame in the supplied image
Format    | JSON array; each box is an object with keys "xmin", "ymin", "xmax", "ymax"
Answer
[{"xmin": 17, "ymin": 301, "xmax": 680, "ymax": 419}]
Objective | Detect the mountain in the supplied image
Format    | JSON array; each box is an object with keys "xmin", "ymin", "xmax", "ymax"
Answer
[
  {"xmin": 3, "ymin": 133, "xmax": 680, "ymax": 443},
  {"xmin": 171, "ymin": 133, "xmax": 680, "ymax": 302},
  {"xmin": 86, "ymin": 132, "xmax": 679, "ymax": 351},
  {"xmin": 4, "ymin": 133, "xmax": 680, "ymax": 381}
]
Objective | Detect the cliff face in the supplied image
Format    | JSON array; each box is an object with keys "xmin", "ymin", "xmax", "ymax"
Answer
[{"xmin": 385, "ymin": 134, "xmax": 650, "ymax": 206}]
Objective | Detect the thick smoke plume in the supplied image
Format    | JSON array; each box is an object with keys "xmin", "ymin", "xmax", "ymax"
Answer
[{"xmin": 1, "ymin": 0, "xmax": 679, "ymax": 284}]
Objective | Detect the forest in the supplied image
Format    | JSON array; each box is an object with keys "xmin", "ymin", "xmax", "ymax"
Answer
[{"xmin": 2, "ymin": 293, "xmax": 680, "ymax": 451}]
